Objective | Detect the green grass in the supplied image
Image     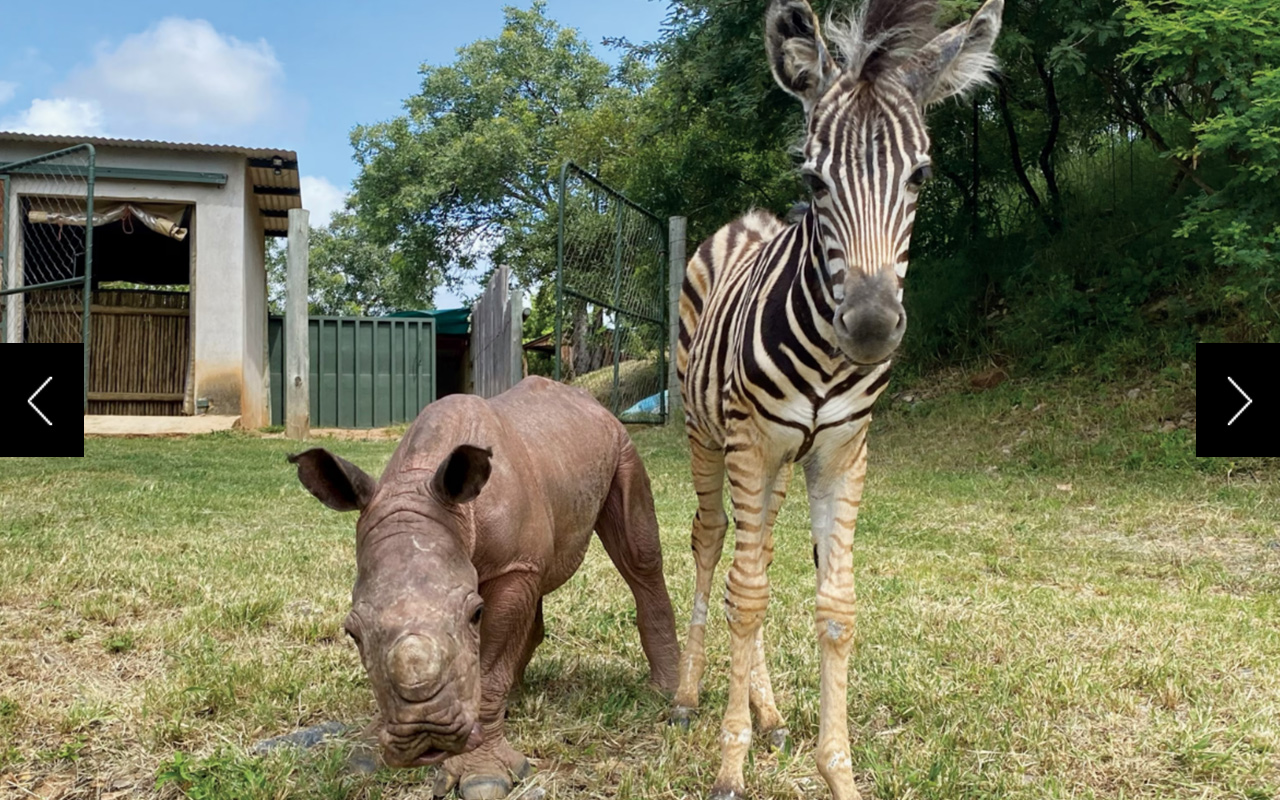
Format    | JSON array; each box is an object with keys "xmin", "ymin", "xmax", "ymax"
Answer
[{"xmin": 1, "ymin": 367, "xmax": 1277, "ymax": 799}]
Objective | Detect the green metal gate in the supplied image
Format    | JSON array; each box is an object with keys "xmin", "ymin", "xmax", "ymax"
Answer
[
  {"xmin": 555, "ymin": 162, "xmax": 668, "ymax": 424},
  {"xmin": 1, "ymin": 145, "xmax": 96, "ymax": 411},
  {"xmin": 268, "ymin": 315, "xmax": 436, "ymax": 428}
]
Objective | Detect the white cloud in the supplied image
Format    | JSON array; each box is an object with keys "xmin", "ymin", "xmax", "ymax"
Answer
[
  {"xmin": 1, "ymin": 97, "xmax": 105, "ymax": 135},
  {"xmin": 59, "ymin": 18, "xmax": 283, "ymax": 137},
  {"xmin": 300, "ymin": 176, "xmax": 347, "ymax": 229},
  {"xmin": 0, "ymin": 81, "xmax": 16, "ymax": 106}
]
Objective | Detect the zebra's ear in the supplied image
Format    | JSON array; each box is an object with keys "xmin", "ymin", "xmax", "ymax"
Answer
[
  {"xmin": 766, "ymin": 0, "xmax": 838, "ymax": 116},
  {"xmin": 904, "ymin": 0, "xmax": 1002, "ymax": 107}
]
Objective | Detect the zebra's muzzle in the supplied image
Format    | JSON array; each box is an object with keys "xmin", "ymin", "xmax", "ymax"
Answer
[{"xmin": 832, "ymin": 268, "xmax": 905, "ymax": 366}]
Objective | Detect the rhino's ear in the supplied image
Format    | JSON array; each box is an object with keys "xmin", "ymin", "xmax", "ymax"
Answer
[
  {"xmin": 431, "ymin": 445, "xmax": 493, "ymax": 506},
  {"xmin": 288, "ymin": 448, "xmax": 377, "ymax": 512}
]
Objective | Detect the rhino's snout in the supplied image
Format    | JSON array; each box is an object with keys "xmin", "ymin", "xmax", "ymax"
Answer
[{"xmin": 387, "ymin": 634, "xmax": 449, "ymax": 700}]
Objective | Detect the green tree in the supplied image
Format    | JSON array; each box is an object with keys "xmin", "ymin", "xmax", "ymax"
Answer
[
  {"xmin": 349, "ymin": 1, "xmax": 648, "ymax": 292},
  {"xmin": 266, "ymin": 210, "xmax": 427, "ymax": 316},
  {"xmin": 1123, "ymin": 0, "xmax": 1280, "ymax": 338}
]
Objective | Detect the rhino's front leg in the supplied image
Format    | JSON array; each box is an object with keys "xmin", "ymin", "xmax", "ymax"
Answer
[{"xmin": 434, "ymin": 570, "xmax": 541, "ymax": 800}]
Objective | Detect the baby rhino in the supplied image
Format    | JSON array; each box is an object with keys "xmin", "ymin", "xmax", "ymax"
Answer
[{"xmin": 290, "ymin": 377, "xmax": 679, "ymax": 799}]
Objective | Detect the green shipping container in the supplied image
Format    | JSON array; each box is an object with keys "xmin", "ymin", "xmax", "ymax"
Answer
[{"xmin": 268, "ymin": 316, "xmax": 436, "ymax": 428}]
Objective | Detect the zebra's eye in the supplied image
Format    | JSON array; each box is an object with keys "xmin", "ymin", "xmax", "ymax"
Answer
[
  {"xmin": 802, "ymin": 172, "xmax": 826, "ymax": 194},
  {"xmin": 906, "ymin": 164, "xmax": 933, "ymax": 189}
]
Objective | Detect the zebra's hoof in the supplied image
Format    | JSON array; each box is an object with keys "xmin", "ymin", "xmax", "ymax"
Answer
[
  {"xmin": 765, "ymin": 727, "xmax": 790, "ymax": 753},
  {"xmin": 669, "ymin": 705, "xmax": 696, "ymax": 731}
]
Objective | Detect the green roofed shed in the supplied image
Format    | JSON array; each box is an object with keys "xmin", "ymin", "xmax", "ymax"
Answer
[
  {"xmin": 390, "ymin": 307, "xmax": 470, "ymax": 336},
  {"xmin": 389, "ymin": 308, "xmax": 471, "ymax": 396}
]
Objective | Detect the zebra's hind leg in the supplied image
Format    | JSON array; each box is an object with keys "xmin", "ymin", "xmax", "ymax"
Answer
[
  {"xmin": 748, "ymin": 467, "xmax": 793, "ymax": 752},
  {"xmin": 671, "ymin": 437, "xmax": 729, "ymax": 729}
]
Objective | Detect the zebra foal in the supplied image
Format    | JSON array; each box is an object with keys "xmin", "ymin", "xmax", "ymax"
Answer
[{"xmin": 671, "ymin": 0, "xmax": 1003, "ymax": 798}]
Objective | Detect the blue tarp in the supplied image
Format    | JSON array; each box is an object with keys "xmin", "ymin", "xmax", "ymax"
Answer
[{"xmin": 621, "ymin": 390, "xmax": 667, "ymax": 419}]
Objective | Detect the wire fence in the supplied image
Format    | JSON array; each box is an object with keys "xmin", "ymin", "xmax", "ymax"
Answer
[
  {"xmin": 1, "ymin": 145, "xmax": 95, "ymax": 350},
  {"xmin": 555, "ymin": 162, "xmax": 668, "ymax": 423}
]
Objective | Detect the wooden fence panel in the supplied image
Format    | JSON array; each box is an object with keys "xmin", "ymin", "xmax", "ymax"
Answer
[
  {"xmin": 470, "ymin": 265, "xmax": 522, "ymax": 399},
  {"xmin": 25, "ymin": 288, "xmax": 190, "ymax": 416}
]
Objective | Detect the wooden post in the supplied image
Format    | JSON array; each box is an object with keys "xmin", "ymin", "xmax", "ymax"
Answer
[
  {"xmin": 667, "ymin": 216, "xmax": 687, "ymax": 420},
  {"xmin": 285, "ymin": 209, "xmax": 310, "ymax": 439}
]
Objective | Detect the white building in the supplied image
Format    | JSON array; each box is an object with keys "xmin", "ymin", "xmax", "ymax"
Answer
[{"xmin": 1, "ymin": 132, "xmax": 306, "ymax": 429}]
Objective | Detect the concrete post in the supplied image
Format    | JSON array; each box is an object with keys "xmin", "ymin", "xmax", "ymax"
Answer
[
  {"xmin": 668, "ymin": 216, "xmax": 687, "ymax": 420},
  {"xmin": 285, "ymin": 209, "xmax": 310, "ymax": 440}
]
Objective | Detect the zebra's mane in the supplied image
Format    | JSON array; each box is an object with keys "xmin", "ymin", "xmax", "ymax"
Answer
[{"xmin": 824, "ymin": 0, "xmax": 938, "ymax": 82}]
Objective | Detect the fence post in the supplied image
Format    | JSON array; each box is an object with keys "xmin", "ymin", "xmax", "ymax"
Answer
[
  {"xmin": 286, "ymin": 209, "xmax": 310, "ymax": 440},
  {"xmin": 2, "ymin": 176, "xmax": 20, "ymax": 344},
  {"xmin": 667, "ymin": 216, "xmax": 687, "ymax": 420}
]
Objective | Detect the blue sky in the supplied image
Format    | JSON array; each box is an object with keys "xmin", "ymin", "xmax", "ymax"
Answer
[{"xmin": 0, "ymin": 0, "xmax": 670, "ymax": 299}]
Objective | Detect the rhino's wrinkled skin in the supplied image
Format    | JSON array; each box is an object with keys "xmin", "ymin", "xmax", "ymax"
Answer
[{"xmin": 290, "ymin": 377, "xmax": 679, "ymax": 799}]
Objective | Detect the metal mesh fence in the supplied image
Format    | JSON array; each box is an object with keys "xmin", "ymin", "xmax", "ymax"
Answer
[
  {"xmin": 1, "ymin": 145, "xmax": 95, "ymax": 350},
  {"xmin": 555, "ymin": 163, "xmax": 667, "ymax": 423}
]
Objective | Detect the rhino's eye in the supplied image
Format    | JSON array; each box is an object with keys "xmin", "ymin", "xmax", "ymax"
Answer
[
  {"xmin": 470, "ymin": 604, "xmax": 484, "ymax": 627},
  {"xmin": 344, "ymin": 620, "xmax": 362, "ymax": 647}
]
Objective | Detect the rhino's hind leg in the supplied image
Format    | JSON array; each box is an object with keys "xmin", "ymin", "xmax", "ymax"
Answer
[{"xmin": 594, "ymin": 438, "xmax": 680, "ymax": 693}]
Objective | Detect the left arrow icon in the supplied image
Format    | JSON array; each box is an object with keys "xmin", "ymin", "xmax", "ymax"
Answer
[{"xmin": 28, "ymin": 376, "xmax": 53, "ymax": 426}]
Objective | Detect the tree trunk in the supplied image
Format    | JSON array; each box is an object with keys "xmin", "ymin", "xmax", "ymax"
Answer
[
  {"xmin": 971, "ymin": 95, "xmax": 981, "ymax": 239},
  {"xmin": 571, "ymin": 304, "xmax": 608, "ymax": 379},
  {"xmin": 1094, "ymin": 67, "xmax": 1217, "ymax": 196},
  {"xmin": 1034, "ymin": 57, "xmax": 1064, "ymax": 231},
  {"xmin": 996, "ymin": 79, "xmax": 1050, "ymax": 226}
]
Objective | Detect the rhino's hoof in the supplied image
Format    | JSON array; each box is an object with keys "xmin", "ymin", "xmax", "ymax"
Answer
[
  {"xmin": 765, "ymin": 727, "xmax": 790, "ymax": 753},
  {"xmin": 432, "ymin": 770, "xmax": 459, "ymax": 798},
  {"xmin": 709, "ymin": 787, "xmax": 745, "ymax": 800},
  {"xmin": 459, "ymin": 774, "xmax": 513, "ymax": 800},
  {"xmin": 669, "ymin": 705, "xmax": 695, "ymax": 731},
  {"xmin": 513, "ymin": 757, "xmax": 535, "ymax": 781}
]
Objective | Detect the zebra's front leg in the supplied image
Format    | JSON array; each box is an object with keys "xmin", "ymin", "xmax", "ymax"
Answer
[
  {"xmin": 710, "ymin": 445, "xmax": 782, "ymax": 800},
  {"xmin": 806, "ymin": 430, "xmax": 868, "ymax": 800},
  {"xmin": 671, "ymin": 438, "xmax": 728, "ymax": 728}
]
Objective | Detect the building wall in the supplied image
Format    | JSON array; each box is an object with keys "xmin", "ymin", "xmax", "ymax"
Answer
[{"xmin": 0, "ymin": 142, "xmax": 269, "ymax": 420}]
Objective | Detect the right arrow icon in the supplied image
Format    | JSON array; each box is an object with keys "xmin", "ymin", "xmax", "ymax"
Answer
[{"xmin": 1227, "ymin": 376, "xmax": 1252, "ymax": 426}]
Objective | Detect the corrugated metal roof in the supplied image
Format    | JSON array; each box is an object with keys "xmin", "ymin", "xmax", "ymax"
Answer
[
  {"xmin": 0, "ymin": 131, "xmax": 303, "ymax": 237},
  {"xmin": 0, "ymin": 131, "xmax": 298, "ymax": 161}
]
